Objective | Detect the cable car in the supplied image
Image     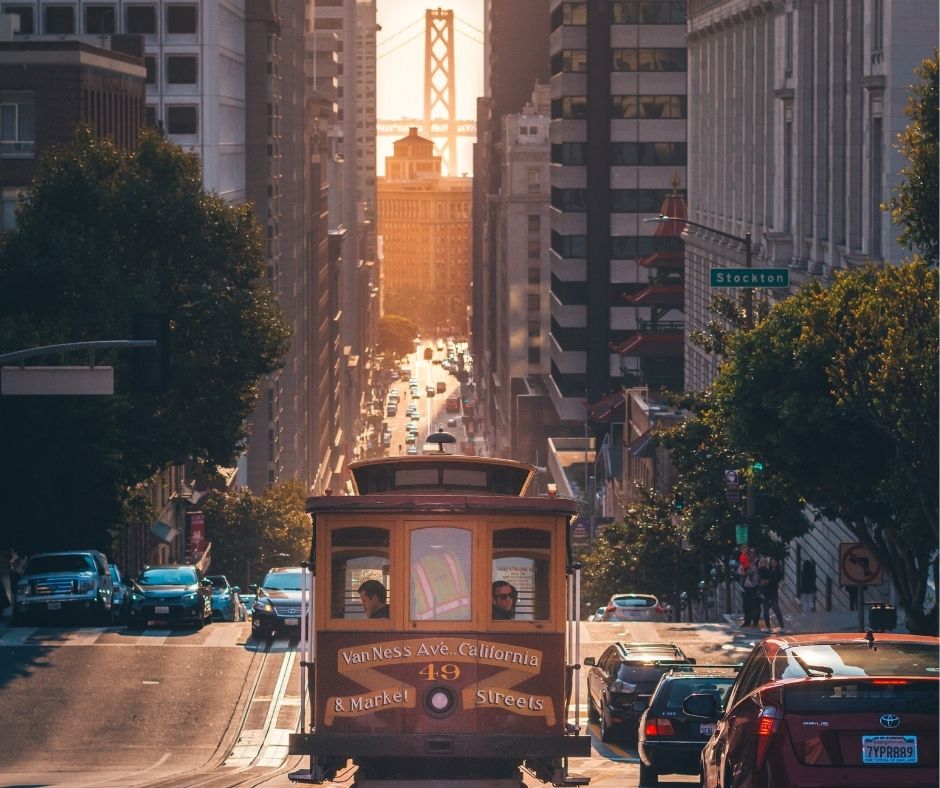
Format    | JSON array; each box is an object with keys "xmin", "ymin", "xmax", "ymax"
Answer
[{"xmin": 289, "ymin": 443, "xmax": 590, "ymax": 787}]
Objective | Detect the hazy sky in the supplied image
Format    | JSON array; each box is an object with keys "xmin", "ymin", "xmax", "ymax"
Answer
[{"xmin": 375, "ymin": 1, "xmax": 484, "ymax": 175}]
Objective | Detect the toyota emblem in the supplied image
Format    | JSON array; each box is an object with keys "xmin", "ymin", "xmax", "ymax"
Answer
[{"xmin": 879, "ymin": 713, "xmax": 901, "ymax": 729}]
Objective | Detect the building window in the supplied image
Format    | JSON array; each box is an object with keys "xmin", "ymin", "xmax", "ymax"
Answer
[
  {"xmin": 551, "ymin": 187, "xmax": 587, "ymax": 212},
  {"xmin": 611, "ymin": 188, "xmax": 687, "ymax": 213},
  {"xmin": 612, "ymin": 48, "xmax": 687, "ymax": 72},
  {"xmin": 166, "ymin": 55, "xmax": 197, "ymax": 84},
  {"xmin": 784, "ymin": 11, "xmax": 793, "ymax": 77},
  {"xmin": 551, "ymin": 142, "xmax": 587, "ymax": 165},
  {"xmin": 44, "ymin": 5, "xmax": 75, "ymax": 33},
  {"xmin": 126, "ymin": 5, "xmax": 157, "ymax": 34},
  {"xmin": 3, "ymin": 5, "xmax": 34, "ymax": 33},
  {"xmin": 611, "ymin": 95, "xmax": 687, "ymax": 119},
  {"xmin": 166, "ymin": 4, "xmax": 197, "ymax": 34},
  {"xmin": 527, "ymin": 167, "xmax": 541, "ymax": 195},
  {"xmin": 528, "ymin": 320, "xmax": 540, "ymax": 338},
  {"xmin": 551, "ymin": 232, "xmax": 587, "ymax": 258},
  {"xmin": 0, "ymin": 92, "xmax": 35, "ymax": 156},
  {"xmin": 1, "ymin": 189, "xmax": 24, "ymax": 230},
  {"xmin": 527, "ymin": 294, "xmax": 541, "ymax": 312},
  {"xmin": 528, "ymin": 267, "xmax": 541, "ymax": 285},
  {"xmin": 85, "ymin": 5, "xmax": 115, "ymax": 34},
  {"xmin": 611, "ymin": 141, "xmax": 687, "ymax": 166},
  {"xmin": 144, "ymin": 105, "xmax": 157, "ymax": 128},
  {"xmin": 527, "ymin": 347, "xmax": 541, "ymax": 365},
  {"xmin": 551, "ymin": 49, "xmax": 588, "ymax": 74},
  {"xmin": 871, "ymin": 0, "xmax": 884, "ymax": 59},
  {"xmin": 552, "ymin": 96, "xmax": 588, "ymax": 120},
  {"xmin": 612, "ymin": 1, "xmax": 686, "ymax": 25},
  {"xmin": 144, "ymin": 56, "xmax": 156, "ymax": 85},
  {"xmin": 166, "ymin": 105, "xmax": 197, "ymax": 134}
]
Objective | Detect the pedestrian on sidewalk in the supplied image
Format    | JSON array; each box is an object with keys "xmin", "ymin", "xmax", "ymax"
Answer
[
  {"xmin": 740, "ymin": 547, "xmax": 761, "ymax": 627},
  {"xmin": 798, "ymin": 559, "xmax": 817, "ymax": 613},
  {"xmin": 759, "ymin": 557, "xmax": 785, "ymax": 631}
]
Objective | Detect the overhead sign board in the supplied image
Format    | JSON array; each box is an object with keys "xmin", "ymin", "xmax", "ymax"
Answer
[
  {"xmin": 710, "ymin": 268, "xmax": 790, "ymax": 288},
  {"xmin": 839, "ymin": 543, "xmax": 884, "ymax": 587},
  {"xmin": 1, "ymin": 365, "xmax": 114, "ymax": 395}
]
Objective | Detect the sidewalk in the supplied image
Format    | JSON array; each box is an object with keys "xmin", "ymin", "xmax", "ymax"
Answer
[{"xmin": 722, "ymin": 607, "xmax": 911, "ymax": 635}]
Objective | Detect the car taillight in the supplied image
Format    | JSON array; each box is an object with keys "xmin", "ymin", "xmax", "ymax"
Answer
[
  {"xmin": 755, "ymin": 706, "xmax": 781, "ymax": 769},
  {"xmin": 872, "ymin": 679, "xmax": 909, "ymax": 685},
  {"xmin": 605, "ymin": 604, "xmax": 615, "ymax": 613},
  {"xmin": 644, "ymin": 717, "xmax": 675, "ymax": 737}
]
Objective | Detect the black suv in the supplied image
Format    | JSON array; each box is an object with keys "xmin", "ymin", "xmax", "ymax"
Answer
[
  {"xmin": 584, "ymin": 642, "xmax": 694, "ymax": 743},
  {"xmin": 637, "ymin": 669, "xmax": 736, "ymax": 785}
]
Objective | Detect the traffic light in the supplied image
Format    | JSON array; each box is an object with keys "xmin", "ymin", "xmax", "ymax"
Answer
[
  {"xmin": 133, "ymin": 313, "xmax": 170, "ymax": 394},
  {"xmin": 752, "ymin": 461, "xmax": 764, "ymax": 472},
  {"xmin": 673, "ymin": 492, "xmax": 685, "ymax": 512}
]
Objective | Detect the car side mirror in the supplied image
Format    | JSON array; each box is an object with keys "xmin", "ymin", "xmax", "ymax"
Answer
[
  {"xmin": 200, "ymin": 579, "xmax": 212, "ymax": 589},
  {"xmin": 248, "ymin": 584, "xmax": 258, "ymax": 593},
  {"xmin": 683, "ymin": 693, "xmax": 720, "ymax": 719},
  {"xmin": 232, "ymin": 586, "xmax": 240, "ymax": 594},
  {"xmin": 583, "ymin": 656, "xmax": 596, "ymax": 666}
]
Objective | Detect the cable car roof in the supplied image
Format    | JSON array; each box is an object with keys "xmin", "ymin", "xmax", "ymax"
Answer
[{"xmin": 346, "ymin": 454, "xmax": 537, "ymax": 496}]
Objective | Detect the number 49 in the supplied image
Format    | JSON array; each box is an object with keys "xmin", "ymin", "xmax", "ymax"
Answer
[{"xmin": 419, "ymin": 663, "xmax": 461, "ymax": 681}]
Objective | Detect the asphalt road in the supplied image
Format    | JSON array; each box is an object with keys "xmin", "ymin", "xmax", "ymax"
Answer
[{"xmin": 0, "ymin": 618, "xmax": 751, "ymax": 787}]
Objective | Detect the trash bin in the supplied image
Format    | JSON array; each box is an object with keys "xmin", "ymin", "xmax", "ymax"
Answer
[{"xmin": 869, "ymin": 602, "xmax": 897, "ymax": 632}]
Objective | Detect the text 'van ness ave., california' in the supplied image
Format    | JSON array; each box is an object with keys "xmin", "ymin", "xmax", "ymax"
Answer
[{"xmin": 338, "ymin": 638, "xmax": 542, "ymax": 672}]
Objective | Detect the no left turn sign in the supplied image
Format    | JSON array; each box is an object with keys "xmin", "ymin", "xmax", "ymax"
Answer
[{"xmin": 839, "ymin": 543, "xmax": 884, "ymax": 587}]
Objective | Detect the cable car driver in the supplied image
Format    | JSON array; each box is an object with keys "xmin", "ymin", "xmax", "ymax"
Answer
[{"xmin": 358, "ymin": 579, "xmax": 390, "ymax": 618}]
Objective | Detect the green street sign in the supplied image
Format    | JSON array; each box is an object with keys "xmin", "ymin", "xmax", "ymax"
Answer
[
  {"xmin": 735, "ymin": 524, "xmax": 749, "ymax": 545},
  {"xmin": 710, "ymin": 268, "xmax": 790, "ymax": 287}
]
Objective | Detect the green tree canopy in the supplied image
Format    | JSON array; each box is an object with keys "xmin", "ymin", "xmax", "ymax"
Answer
[
  {"xmin": 714, "ymin": 263, "xmax": 938, "ymax": 633},
  {"xmin": 377, "ymin": 313, "xmax": 419, "ymax": 360},
  {"xmin": 0, "ymin": 128, "xmax": 290, "ymax": 554},
  {"xmin": 202, "ymin": 481, "xmax": 311, "ymax": 590},
  {"xmin": 888, "ymin": 50, "xmax": 938, "ymax": 265}
]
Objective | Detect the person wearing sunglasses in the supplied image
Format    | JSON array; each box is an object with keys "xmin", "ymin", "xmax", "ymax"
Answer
[{"xmin": 491, "ymin": 581, "xmax": 517, "ymax": 620}]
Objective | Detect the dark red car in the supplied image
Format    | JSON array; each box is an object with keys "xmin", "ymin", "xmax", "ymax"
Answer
[{"xmin": 686, "ymin": 632, "xmax": 938, "ymax": 787}]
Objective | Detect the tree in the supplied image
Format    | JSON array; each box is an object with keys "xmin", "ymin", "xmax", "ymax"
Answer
[
  {"xmin": 0, "ymin": 128, "xmax": 290, "ymax": 554},
  {"xmin": 202, "ymin": 481, "xmax": 311, "ymax": 590},
  {"xmin": 377, "ymin": 313, "xmax": 418, "ymax": 360},
  {"xmin": 714, "ymin": 263, "xmax": 938, "ymax": 633},
  {"xmin": 888, "ymin": 50, "xmax": 938, "ymax": 265}
]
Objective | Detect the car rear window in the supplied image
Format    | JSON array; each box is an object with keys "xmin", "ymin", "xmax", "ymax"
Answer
[
  {"xmin": 660, "ymin": 678, "xmax": 735, "ymax": 709},
  {"xmin": 784, "ymin": 679, "xmax": 938, "ymax": 714},
  {"xmin": 618, "ymin": 664, "xmax": 689, "ymax": 683},
  {"xmin": 27, "ymin": 554, "xmax": 96, "ymax": 573},
  {"xmin": 614, "ymin": 596, "xmax": 656, "ymax": 607},
  {"xmin": 774, "ymin": 643, "xmax": 939, "ymax": 679},
  {"xmin": 208, "ymin": 577, "xmax": 228, "ymax": 589}
]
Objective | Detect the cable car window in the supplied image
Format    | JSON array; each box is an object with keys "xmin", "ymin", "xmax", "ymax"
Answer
[
  {"xmin": 330, "ymin": 526, "xmax": 389, "ymax": 619},
  {"xmin": 492, "ymin": 528, "xmax": 551, "ymax": 621},
  {"xmin": 410, "ymin": 527, "xmax": 472, "ymax": 621}
]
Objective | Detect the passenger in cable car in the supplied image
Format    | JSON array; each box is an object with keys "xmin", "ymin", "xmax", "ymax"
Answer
[
  {"xmin": 491, "ymin": 581, "xmax": 517, "ymax": 620},
  {"xmin": 358, "ymin": 579, "xmax": 389, "ymax": 618}
]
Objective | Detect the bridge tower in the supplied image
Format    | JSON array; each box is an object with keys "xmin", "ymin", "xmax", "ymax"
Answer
[{"xmin": 423, "ymin": 9, "xmax": 457, "ymax": 176}]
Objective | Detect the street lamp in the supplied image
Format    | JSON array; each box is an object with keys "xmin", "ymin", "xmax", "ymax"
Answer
[{"xmin": 645, "ymin": 214, "xmax": 753, "ymax": 329}]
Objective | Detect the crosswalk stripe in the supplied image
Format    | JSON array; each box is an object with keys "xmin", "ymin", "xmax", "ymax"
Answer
[{"xmin": 0, "ymin": 624, "xmax": 249, "ymax": 648}]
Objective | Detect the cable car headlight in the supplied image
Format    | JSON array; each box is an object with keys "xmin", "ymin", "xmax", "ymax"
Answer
[{"xmin": 424, "ymin": 685, "xmax": 456, "ymax": 718}]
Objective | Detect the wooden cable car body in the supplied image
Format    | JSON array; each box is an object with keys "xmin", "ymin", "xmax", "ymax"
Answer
[{"xmin": 289, "ymin": 454, "xmax": 590, "ymax": 787}]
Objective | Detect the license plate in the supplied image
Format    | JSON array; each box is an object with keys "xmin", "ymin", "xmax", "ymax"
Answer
[
  {"xmin": 284, "ymin": 618, "xmax": 299, "ymax": 626},
  {"xmin": 47, "ymin": 601, "xmax": 62, "ymax": 610},
  {"xmin": 862, "ymin": 735, "xmax": 917, "ymax": 764},
  {"xmin": 700, "ymin": 723, "xmax": 715, "ymax": 736},
  {"xmin": 154, "ymin": 606, "xmax": 170, "ymax": 615}
]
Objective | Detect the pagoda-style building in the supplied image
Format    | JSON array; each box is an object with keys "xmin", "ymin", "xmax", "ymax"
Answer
[{"xmin": 608, "ymin": 178, "xmax": 686, "ymax": 393}]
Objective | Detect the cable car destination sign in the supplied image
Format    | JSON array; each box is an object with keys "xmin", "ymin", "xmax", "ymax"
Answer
[{"xmin": 710, "ymin": 268, "xmax": 789, "ymax": 287}]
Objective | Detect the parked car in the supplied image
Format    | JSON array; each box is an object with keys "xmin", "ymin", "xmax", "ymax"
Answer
[
  {"xmin": 251, "ymin": 566, "xmax": 306, "ymax": 641},
  {"xmin": 688, "ymin": 632, "xmax": 939, "ymax": 788},
  {"xmin": 588, "ymin": 606, "xmax": 607, "ymax": 622},
  {"xmin": 602, "ymin": 592, "xmax": 667, "ymax": 622},
  {"xmin": 206, "ymin": 574, "xmax": 244, "ymax": 622},
  {"xmin": 585, "ymin": 642, "xmax": 695, "ymax": 743},
  {"xmin": 638, "ymin": 670, "xmax": 737, "ymax": 785},
  {"xmin": 109, "ymin": 563, "xmax": 131, "ymax": 625},
  {"xmin": 12, "ymin": 550, "xmax": 114, "ymax": 626},
  {"xmin": 241, "ymin": 592, "xmax": 257, "ymax": 618},
  {"xmin": 127, "ymin": 564, "xmax": 212, "ymax": 629}
]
